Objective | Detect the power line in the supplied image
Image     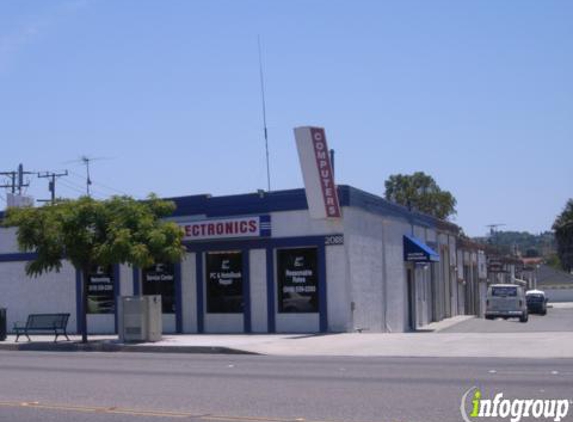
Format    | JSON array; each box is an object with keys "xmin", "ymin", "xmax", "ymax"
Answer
[
  {"xmin": 58, "ymin": 179, "xmax": 91, "ymax": 196},
  {"xmin": 59, "ymin": 174, "xmax": 91, "ymax": 190},
  {"xmin": 67, "ymin": 170, "xmax": 130, "ymax": 196},
  {"xmin": 60, "ymin": 173, "xmax": 110, "ymax": 198}
]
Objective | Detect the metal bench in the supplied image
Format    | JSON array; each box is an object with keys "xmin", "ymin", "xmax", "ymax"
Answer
[{"xmin": 13, "ymin": 313, "xmax": 71, "ymax": 342}]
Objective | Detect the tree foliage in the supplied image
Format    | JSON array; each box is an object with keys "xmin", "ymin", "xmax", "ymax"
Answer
[
  {"xmin": 553, "ymin": 199, "xmax": 573, "ymax": 272},
  {"xmin": 475, "ymin": 230, "xmax": 556, "ymax": 257},
  {"xmin": 384, "ymin": 172, "xmax": 457, "ymax": 220},
  {"xmin": 3, "ymin": 195, "xmax": 185, "ymax": 341}
]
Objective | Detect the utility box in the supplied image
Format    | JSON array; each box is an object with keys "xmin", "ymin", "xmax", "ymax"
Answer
[
  {"xmin": 118, "ymin": 296, "xmax": 162, "ymax": 343},
  {"xmin": 0, "ymin": 308, "xmax": 6, "ymax": 341}
]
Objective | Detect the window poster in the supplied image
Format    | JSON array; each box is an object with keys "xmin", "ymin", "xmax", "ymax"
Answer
[
  {"xmin": 277, "ymin": 248, "xmax": 319, "ymax": 313},
  {"xmin": 206, "ymin": 251, "xmax": 243, "ymax": 314},
  {"xmin": 142, "ymin": 263, "xmax": 176, "ymax": 314},
  {"xmin": 87, "ymin": 265, "xmax": 115, "ymax": 314}
]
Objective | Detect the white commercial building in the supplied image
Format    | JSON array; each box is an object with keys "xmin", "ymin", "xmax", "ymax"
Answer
[{"xmin": 0, "ymin": 185, "xmax": 465, "ymax": 335}]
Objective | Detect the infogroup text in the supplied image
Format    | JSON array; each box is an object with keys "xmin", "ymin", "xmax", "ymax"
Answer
[{"xmin": 461, "ymin": 388, "xmax": 571, "ymax": 422}]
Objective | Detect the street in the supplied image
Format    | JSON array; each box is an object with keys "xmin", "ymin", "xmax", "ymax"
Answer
[
  {"xmin": 442, "ymin": 305, "xmax": 573, "ymax": 333},
  {"xmin": 0, "ymin": 351, "xmax": 572, "ymax": 422}
]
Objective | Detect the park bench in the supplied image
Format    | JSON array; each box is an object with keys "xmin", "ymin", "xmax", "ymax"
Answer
[{"xmin": 13, "ymin": 313, "xmax": 71, "ymax": 342}]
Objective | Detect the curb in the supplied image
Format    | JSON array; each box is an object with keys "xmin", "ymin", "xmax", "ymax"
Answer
[
  {"xmin": 426, "ymin": 315, "xmax": 476, "ymax": 333},
  {"xmin": 0, "ymin": 341, "xmax": 259, "ymax": 355}
]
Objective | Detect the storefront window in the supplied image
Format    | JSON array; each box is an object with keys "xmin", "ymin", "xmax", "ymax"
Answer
[
  {"xmin": 142, "ymin": 263, "xmax": 176, "ymax": 314},
  {"xmin": 206, "ymin": 251, "xmax": 244, "ymax": 313},
  {"xmin": 277, "ymin": 248, "xmax": 319, "ymax": 313},
  {"xmin": 87, "ymin": 265, "xmax": 115, "ymax": 314}
]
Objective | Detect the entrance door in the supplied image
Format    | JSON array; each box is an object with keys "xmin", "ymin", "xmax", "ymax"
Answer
[
  {"xmin": 203, "ymin": 251, "xmax": 245, "ymax": 333},
  {"xmin": 406, "ymin": 267, "xmax": 416, "ymax": 331}
]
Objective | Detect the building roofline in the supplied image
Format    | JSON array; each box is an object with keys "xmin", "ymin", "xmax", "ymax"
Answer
[{"xmin": 1, "ymin": 185, "xmax": 461, "ymax": 233}]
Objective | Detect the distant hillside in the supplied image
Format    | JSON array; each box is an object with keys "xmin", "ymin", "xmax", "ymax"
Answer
[{"xmin": 473, "ymin": 231, "xmax": 556, "ymax": 257}]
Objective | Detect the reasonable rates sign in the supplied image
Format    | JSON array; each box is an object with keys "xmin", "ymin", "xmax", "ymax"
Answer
[{"xmin": 294, "ymin": 126, "xmax": 341, "ymax": 219}]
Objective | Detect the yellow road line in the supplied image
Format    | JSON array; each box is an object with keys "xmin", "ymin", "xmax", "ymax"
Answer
[
  {"xmin": 0, "ymin": 400, "xmax": 389, "ymax": 422},
  {"xmin": 0, "ymin": 401, "xmax": 192, "ymax": 418}
]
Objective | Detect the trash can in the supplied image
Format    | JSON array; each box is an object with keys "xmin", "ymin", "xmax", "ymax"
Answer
[{"xmin": 0, "ymin": 308, "xmax": 6, "ymax": 341}]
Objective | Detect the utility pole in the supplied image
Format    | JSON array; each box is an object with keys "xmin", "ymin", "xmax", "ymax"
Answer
[
  {"xmin": 0, "ymin": 164, "xmax": 34, "ymax": 194},
  {"xmin": 37, "ymin": 171, "xmax": 69, "ymax": 204},
  {"xmin": 0, "ymin": 171, "xmax": 17, "ymax": 193}
]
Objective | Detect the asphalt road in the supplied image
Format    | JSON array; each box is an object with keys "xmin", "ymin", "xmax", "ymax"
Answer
[
  {"xmin": 0, "ymin": 352, "xmax": 572, "ymax": 422},
  {"xmin": 441, "ymin": 306, "xmax": 573, "ymax": 333}
]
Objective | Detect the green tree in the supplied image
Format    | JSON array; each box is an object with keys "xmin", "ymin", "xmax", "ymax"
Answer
[
  {"xmin": 384, "ymin": 172, "xmax": 457, "ymax": 220},
  {"xmin": 3, "ymin": 195, "xmax": 185, "ymax": 343},
  {"xmin": 553, "ymin": 199, "xmax": 573, "ymax": 272}
]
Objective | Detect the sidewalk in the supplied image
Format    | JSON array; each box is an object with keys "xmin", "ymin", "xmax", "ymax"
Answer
[{"xmin": 1, "ymin": 315, "xmax": 572, "ymax": 359}]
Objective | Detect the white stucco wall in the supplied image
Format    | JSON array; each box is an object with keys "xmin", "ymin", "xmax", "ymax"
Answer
[
  {"xmin": 120, "ymin": 264, "xmax": 134, "ymax": 296},
  {"xmin": 383, "ymin": 219, "xmax": 411, "ymax": 332},
  {"xmin": 326, "ymin": 244, "xmax": 350, "ymax": 332},
  {"xmin": 249, "ymin": 249, "xmax": 267, "ymax": 333},
  {"xmin": 425, "ymin": 228, "xmax": 437, "ymax": 243},
  {"xmin": 204, "ymin": 314, "xmax": 244, "ymax": 333},
  {"xmin": 342, "ymin": 208, "xmax": 385, "ymax": 332},
  {"xmin": 544, "ymin": 287, "xmax": 573, "ymax": 302},
  {"xmin": 0, "ymin": 261, "xmax": 77, "ymax": 334},
  {"xmin": 275, "ymin": 314, "xmax": 319, "ymax": 333},
  {"xmin": 88, "ymin": 314, "xmax": 115, "ymax": 334},
  {"xmin": 0, "ymin": 227, "xmax": 19, "ymax": 254},
  {"xmin": 341, "ymin": 207, "xmax": 421, "ymax": 333},
  {"xmin": 270, "ymin": 210, "xmax": 343, "ymax": 238},
  {"xmin": 181, "ymin": 252, "xmax": 197, "ymax": 333}
]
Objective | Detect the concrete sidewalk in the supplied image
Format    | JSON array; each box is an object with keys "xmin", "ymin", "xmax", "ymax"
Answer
[{"xmin": 1, "ymin": 314, "xmax": 572, "ymax": 358}]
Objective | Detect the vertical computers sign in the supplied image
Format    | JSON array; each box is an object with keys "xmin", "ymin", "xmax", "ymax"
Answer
[{"xmin": 294, "ymin": 126, "xmax": 341, "ymax": 219}]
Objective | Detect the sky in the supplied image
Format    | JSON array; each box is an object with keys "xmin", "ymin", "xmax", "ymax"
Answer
[{"xmin": 0, "ymin": 0, "xmax": 571, "ymax": 237}]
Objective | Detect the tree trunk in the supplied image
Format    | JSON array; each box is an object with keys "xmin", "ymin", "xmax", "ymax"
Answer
[{"xmin": 81, "ymin": 266, "xmax": 90, "ymax": 343}]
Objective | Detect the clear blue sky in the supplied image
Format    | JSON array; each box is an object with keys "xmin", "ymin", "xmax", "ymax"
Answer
[{"xmin": 1, "ymin": 1, "xmax": 571, "ymax": 236}]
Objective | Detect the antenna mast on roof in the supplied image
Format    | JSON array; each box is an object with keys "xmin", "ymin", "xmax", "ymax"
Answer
[
  {"xmin": 81, "ymin": 156, "xmax": 93, "ymax": 197},
  {"xmin": 258, "ymin": 35, "xmax": 271, "ymax": 192},
  {"xmin": 486, "ymin": 223, "xmax": 506, "ymax": 236}
]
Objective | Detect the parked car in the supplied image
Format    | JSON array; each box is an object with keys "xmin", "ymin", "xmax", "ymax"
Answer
[
  {"xmin": 526, "ymin": 289, "xmax": 548, "ymax": 315},
  {"xmin": 485, "ymin": 284, "xmax": 528, "ymax": 323}
]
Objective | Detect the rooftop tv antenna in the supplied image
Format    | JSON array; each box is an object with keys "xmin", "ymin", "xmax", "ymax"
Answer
[
  {"xmin": 64, "ymin": 156, "xmax": 109, "ymax": 197},
  {"xmin": 82, "ymin": 156, "xmax": 93, "ymax": 197},
  {"xmin": 486, "ymin": 223, "xmax": 506, "ymax": 236},
  {"xmin": 258, "ymin": 35, "xmax": 271, "ymax": 192}
]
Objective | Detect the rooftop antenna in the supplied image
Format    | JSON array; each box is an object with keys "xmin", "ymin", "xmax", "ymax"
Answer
[
  {"xmin": 81, "ymin": 156, "xmax": 93, "ymax": 197},
  {"xmin": 486, "ymin": 223, "xmax": 506, "ymax": 236},
  {"xmin": 258, "ymin": 35, "xmax": 271, "ymax": 192},
  {"xmin": 64, "ymin": 156, "xmax": 109, "ymax": 197}
]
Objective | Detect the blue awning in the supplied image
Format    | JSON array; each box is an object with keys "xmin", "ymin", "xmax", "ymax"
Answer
[{"xmin": 403, "ymin": 235, "xmax": 440, "ymax": 262}]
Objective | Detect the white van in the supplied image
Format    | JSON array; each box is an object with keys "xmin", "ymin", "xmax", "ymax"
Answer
[{"xmin": 485, "ymin": 284, "xmax": 528, "ymax": 323}]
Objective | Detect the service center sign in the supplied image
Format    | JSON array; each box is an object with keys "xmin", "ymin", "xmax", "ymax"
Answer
[
  {"xmin": 294, "ymin": 126, "xmax": 341, "ymax": 219},
  {"xmin": 181, "ymin": 215, "xmax": 271, "ymax": 241}
]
